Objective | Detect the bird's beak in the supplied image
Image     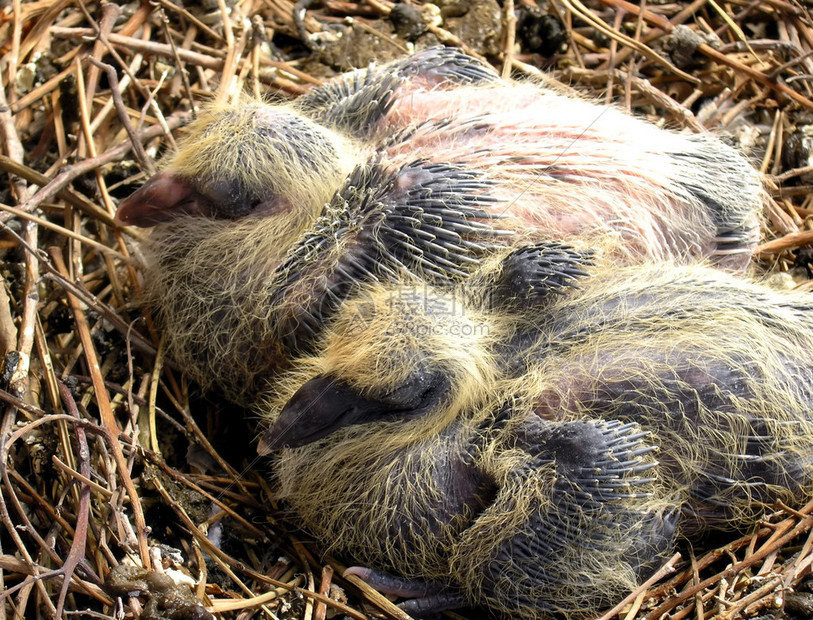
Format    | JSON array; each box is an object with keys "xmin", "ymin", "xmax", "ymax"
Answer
[
  {"xmin": 115, "ymin": 172, "xmax": 205, "ymax": 227},
  {"xmin": 258, "ymin": 368, "xmax": 450, "ymax": 454},
  {"xmin": 258, "ymin": 375, "xmax": 387, "ymax": 454}
]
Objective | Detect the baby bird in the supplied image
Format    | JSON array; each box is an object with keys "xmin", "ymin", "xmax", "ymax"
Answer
[
  {"xmin": 120, "ymin": 47, "xmax": 763, "ymax": 263},
  {"xmin": 116, "ymin": 47, "xmax": 764, "ymax": 402},
  {"xmin": 260, "ymin": 246, "xmax": 813, "ymax": 618}
]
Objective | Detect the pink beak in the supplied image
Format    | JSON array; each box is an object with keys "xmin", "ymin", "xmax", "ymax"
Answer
[{"xmin": 115, "ymin": 172, "xmax": 204, "ymax": 227}]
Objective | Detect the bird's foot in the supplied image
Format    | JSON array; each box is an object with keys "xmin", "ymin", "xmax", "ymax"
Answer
[{"xmin": 344, "ymin": 566, "xmax": 466, "ymax": 619}]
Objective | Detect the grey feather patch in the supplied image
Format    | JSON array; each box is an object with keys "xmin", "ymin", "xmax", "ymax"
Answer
[
  {"xmin": 300, "ymin": 71, "xmax": 403, "ymax": 138},
  {"xmin": 298, "ymin": 47, "xmax": 498, "ymax": 135},
  {"xmin": 391, "ymin": 46, "xmax": 501, "ymax": 85},
  {"xmin": 481, "ymin": 418, "xmax": 675, "ymax": 613},
  {"xmin": 493, "ymin": 242, "xmax": 595, "ymax": 309},
  {"xmin": 268, "ymin": 159, "xmax": 507, "ymax": 352},
  {"xmin": 297, "ymin": 64, "xmax": 383, "ymax": 111}
]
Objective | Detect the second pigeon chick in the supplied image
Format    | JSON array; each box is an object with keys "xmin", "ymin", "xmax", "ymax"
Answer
[{"xmin": 261, "ymin": 248, "xmax": 813, "ymax": 618}]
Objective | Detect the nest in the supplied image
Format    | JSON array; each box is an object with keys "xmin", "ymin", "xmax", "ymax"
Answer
[{"xmin": 1, "ymin": 0, "xmax": 813, "ymax": 618}]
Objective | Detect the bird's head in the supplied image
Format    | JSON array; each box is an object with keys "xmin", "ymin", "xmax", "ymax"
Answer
[
  {"xmin": 259, "ymin": 281, "xmax": 503, "ymax": 453},
  {"xmin": 116, "ymin": 101, "xmax": 356, "ymax": 231}
]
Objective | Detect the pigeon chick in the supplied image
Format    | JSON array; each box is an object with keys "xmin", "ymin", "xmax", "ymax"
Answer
[
  {"xmin": 116, "ymin": 47, "xmax": 764, "ymax": 403},
  {"xmin": 260, "ymin": 247, "xmax": 813, "ymax": 618},
  {"xmin": 119, "ymin": 47, "xmax": 763, "ymax": 266}
]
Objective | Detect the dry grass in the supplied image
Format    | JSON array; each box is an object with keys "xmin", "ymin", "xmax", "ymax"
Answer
[{"xmin": 2, "ymin": 0, "xmax": 813, "ymax": 618}]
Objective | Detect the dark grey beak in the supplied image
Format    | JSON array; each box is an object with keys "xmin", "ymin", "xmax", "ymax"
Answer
[
  {"xmin": 258, "ymin": 369, "xmax": 450, "ymax": 454},
  {"xmin": 258, "ymin": 376, "xmax": 388, "ymax": 454}
]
